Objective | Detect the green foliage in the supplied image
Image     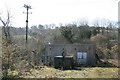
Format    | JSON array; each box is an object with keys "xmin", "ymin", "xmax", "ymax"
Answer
[
  {"xmin": 79, "ymin": 27, "xmax": 92, "ymax": 39},
  {"xmin": 7, "ymin": 69, "xmax": 18, "ymax": 78},
  {"xmin": 92, "ymin": 28, "xmax": 98, "ymax": 36},
  {"xmin": 60, "ymin": 26, "xmax": 92, "ymax": 43},
  {"xmin": 60, "ymin": 27, "xmax": 74, "ymax": 43},
  {"xmin": 96, "ymin": 27, "xmax": 100, "ymax": 34}
]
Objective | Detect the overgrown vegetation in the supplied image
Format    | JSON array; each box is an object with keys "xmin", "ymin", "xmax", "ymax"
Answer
[
  {"xmin": 0, "ymin": 13, "xmax": 119, "ymax": 78},
  {"xmin": 19, "ymin": 66, "xmax": 118, "ymax": 78}
]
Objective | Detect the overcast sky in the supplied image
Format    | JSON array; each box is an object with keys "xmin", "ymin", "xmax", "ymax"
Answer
[{"xmin": 0, "ymin": 0, "xmax": 118, "ymax": 27}]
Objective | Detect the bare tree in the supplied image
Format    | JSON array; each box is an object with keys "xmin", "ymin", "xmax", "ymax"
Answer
[
  {"xmin": 93, "ymin": 19, "xmax": 100, "ymax": 27},
  {"xmin": 0, "ymin": 11, "xmax": 11, "ymax": 43},
  {"xmin": 0, "ymin": 10, "xmax": 12, "ymax": 77},
  {"xmin": 77, "ymin": 18, "xmax": 88, "ymax": 26}
]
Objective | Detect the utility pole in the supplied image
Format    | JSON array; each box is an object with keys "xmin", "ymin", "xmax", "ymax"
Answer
[
  {"xmin": 23, "ymin": 4, "xmax": 32, "ymax": 68},
  {"xmin": 23, "ymin": 4, "xmax": 32, "ymax": 44}
]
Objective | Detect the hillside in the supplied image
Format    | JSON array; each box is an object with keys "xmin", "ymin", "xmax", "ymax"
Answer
[{"xmin": 1, "ymin": 24, "xmax": 119, "ymax": 79}]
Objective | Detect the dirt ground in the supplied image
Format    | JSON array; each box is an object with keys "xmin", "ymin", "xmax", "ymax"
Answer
[{"xmin": 19, "ymin": 66, "xmax": 118, "ymax": 78}]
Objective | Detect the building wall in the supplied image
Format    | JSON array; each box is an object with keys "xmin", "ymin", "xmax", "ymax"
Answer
[{"xmin": 44, "ymin": 44, "xmax": 96, "ymax": 66}]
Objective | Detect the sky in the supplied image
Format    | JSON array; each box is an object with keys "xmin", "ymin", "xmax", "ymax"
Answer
[{"xmin": 0, "ymin": 0, "xmax": 119, "ymax": 27}]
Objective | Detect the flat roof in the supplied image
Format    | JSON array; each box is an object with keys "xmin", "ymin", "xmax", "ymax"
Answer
[
  {"xmin": 55, "ymin": 56, "xmax": 63, "ymax": 58},
  {"xmin": 54, "ymin": 56, "xmax": 73, "ymax": 58}
]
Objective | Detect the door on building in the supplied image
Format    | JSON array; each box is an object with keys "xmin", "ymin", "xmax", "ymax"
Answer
[{"xmin": 76, "ymin": 52, "xmax": 87, "ymax": 64}]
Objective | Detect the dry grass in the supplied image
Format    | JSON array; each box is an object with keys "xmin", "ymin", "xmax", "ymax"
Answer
[{"xmin": 19, "ymin": 66, "xmax": 118, "ymax": 78}]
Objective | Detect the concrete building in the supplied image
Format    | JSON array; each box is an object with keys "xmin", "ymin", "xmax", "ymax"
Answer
[{"xmin": 43, "ymin": 44, "xmax": 96, "ymax": 67}]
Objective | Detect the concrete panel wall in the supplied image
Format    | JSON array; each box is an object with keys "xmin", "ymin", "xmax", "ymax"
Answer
[{"xmin": 44, "ymin": 44, "xmax": 96, "ymax": 66}]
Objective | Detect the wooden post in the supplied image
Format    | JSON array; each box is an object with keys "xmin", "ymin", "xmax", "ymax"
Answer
[{"xmin": 23, "ymin": 4, "xmax": 32, "ymax": 69}]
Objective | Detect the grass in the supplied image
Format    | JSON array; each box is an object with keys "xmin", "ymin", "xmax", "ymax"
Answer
[
  {"xmin": 7, "ymin": 69, "xmax": 19, "ymax": 78},
  {"xmin": 19, "ymin": 66, "xmax": 118, "ymax": 78},
  {"xmin": 83, "ymin": 67, "xmax": 118, "ymax": 78}
]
